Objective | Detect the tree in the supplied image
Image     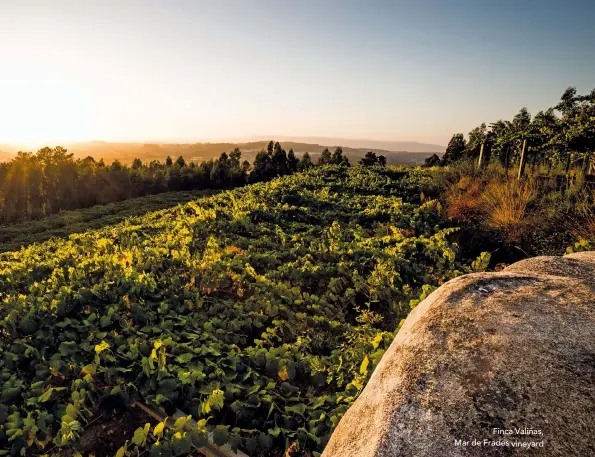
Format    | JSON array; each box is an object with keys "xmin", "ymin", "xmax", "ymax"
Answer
[
  {"xmin": 132, "ymin": 158, "xmax": 143, "ymax": 170},
  {"xmin": 227, "ymin": 148, "xmax": 246, "ymax": 185},
  {"xmin": 287, "ymin": 148, "xmax": 299, "ymax": 172},
  {"xmin": 556, "ymin": 87, "xmax": 595, "ymax": 174},
  {"xmin": 210, "ymin": 152, "xmax": 229, "ymax": 187},
  {"xmin": 555, "ymin": 86, "xmax": 579, "ymax": 116},
  {"xmin": 37, "ymin": 146, "xmax": 77, "ymax": 212},
  {"xmin": 229, "ymin": 148, "xmax": 242, "ymax": 166},
  {"xmin": 360, "ymin": 151, "xmax": 378, "ymax": 166},
  {"xmin": 511, "ymin": 108, "xmax": 532, "ymax": 158},
  {"xmin": 529, "ymin": 109, "xmax": 561, "ymax": 172},
  {"xmin": 465, "ymin": 123, "xmax": 488, "ymax": 159},
  {"xmin": 271, "ymin": 142, "xmax": 288, "ymax": 175},
  {"xmin": 26, "ymin": 156, "xmax": 44, "ymax": 217},
  {"xmin": 318, "ymin": 148, "xmax": 332, "ymax": 165},
  {"xmin": 165, "ymin": 156, "xmax": 173, "ymax": 167},
  {"xmin": 299, "ymin": 152, "xmax": 313, "ymax": 171},
  {"xmin": 175, "ymin": 156, "xmax": 186, "ymax": 167},
  {"xmin": 330, "ymin": 146, "xmax": 350, "ymax": 166},
  {"xmin": 250, "ymin": 150, "xmax": 273, "ymax": 183},
  {"xmin": 2, "ymin": 152, "xmax": 28, "ymax": 219},
  {"xmin": 441, "ymin": 133, "xmax": 466, "ymax": 165},
  {"xmin": 424, "ymin": 154, "xmax": 441, "ymax": 167},
  {"xmin": 489, "ymin": 120, "xmax": 513, "ymax": 169}
]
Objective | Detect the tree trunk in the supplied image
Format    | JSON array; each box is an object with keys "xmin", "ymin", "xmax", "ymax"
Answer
[
  {"xmin": 582, "ymin": 152, "xmax": 591, "ymax": 175},
  {"xmin": 517, "ymin": 139, "xmax": 527, "ymax": 180},
  {"xmin": 477, "ymin": 143, "xmax": 485, "ymax": 170},
  {"xmin": 504, "ymin": 145, "xmax": 510, "ymax": 175},
  {"xmin": 565, "ymin": 152, "xmax": 572, "ymax": 175}
]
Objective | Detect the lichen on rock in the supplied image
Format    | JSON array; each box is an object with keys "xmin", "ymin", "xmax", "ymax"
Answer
[{"xmin": 322, "ymin": 252, "xmax": 595, "ymax": 457}]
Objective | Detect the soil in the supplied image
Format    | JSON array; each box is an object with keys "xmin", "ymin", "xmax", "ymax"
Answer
[
  {"xmin": 50, "ymin": 407, "xmax": 151, "ymax": 457},
  {"xmin": 48, "ymin": 406, "xmax": 206, "ymax": 457}
]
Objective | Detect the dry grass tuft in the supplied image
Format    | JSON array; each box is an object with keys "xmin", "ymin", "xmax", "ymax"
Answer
[{"xmin": 480, "ymin": 179, "xmax": 538, "ymax": 231}]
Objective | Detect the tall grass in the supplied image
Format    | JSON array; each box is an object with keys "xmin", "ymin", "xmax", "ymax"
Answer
[
  {"xmin": 436, "ymin": 158, "xmax": 595, "ymax": 257},
  {"xmin": 568, "ymin": 190, "xmax": 595, "ymax": 242},
  {"xmin": 481, "ymin": 179, "xmax": 538, "ymax": 232}
]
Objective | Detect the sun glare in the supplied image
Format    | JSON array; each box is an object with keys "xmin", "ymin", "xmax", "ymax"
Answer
[{"xmin": 0, "ymin": 78, "xmax": 93, "ymax": 149}]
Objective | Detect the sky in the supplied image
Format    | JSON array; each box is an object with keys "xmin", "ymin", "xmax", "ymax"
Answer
[{"xmin": 0, "ymin": 0, "xmax": 594, "ymax": 148}]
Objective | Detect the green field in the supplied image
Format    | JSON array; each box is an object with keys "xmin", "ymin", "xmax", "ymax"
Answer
[{"xmin": 0, "ymin": 166, "xmax": 485, "ymax": 457}]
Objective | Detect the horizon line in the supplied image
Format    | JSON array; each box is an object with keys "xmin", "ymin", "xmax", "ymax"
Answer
[{"xmin": 1, "ymin": 135, "xmax": 446, "ymax": 149}]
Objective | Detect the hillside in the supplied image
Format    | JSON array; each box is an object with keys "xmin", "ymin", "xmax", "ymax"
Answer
[
  {"xmin": 0, "ymin": 161, "xmax": 592, "ymax": 457},
  {"xmin": 255, "ymin": 137, "xmax": 446, "ymax": 153},
  {"xmin": 0, "ymin": 190, "xmax": 211, "ymax": 253},
  {"xmin": 0, "ymin": 165, "xmax": 479, "ymax": 457},
  {"xmin": 0, "ymin": 140, "xmax": 442, "ymax": 166}
]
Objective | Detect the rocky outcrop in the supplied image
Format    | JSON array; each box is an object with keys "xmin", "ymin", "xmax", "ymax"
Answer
[{"xmin": 322, "ymin": 252, "xmax": 595, "ymax": 457}]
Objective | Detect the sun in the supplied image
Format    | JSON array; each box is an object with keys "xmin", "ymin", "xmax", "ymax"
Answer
[
  {"xmin": 0, "ymin": 78, "xmax": 93, "ymax": 149},
  {"xmin": 23, "ymin": 141, "xmax": 42, "ymax": 151}
]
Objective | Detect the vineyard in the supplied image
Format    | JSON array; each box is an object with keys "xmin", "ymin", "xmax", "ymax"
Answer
[{"xmin": 0, "ymin": 165, "xmax": 485, "ymax": 457}]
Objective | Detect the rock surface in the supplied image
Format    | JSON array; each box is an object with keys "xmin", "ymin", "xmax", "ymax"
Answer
[{"xmin": 322, "ymin": 252, "xmax": 595, "ymax": 457}]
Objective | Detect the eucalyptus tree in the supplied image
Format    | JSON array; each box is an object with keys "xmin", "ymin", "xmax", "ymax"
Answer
[
  {"xmin": 567, "ymin": 90, "xmax": 595, "ymax": 173},
  {"xmin": 272, "ymin": 142, "xmax": 288, "ymax": 175},
  {"xmin": 441, "ymin": 133, "xmax": 466, "ymax": 165},
  {"xmin": 509, "ymin": 108, "xmax": 532, "ymax": 178},
  {"xmin": 318, "ymin": 148, "xmax": 332, "ymax": 165},
  {"xmin": 287, "ymin": 148, "xmax": 299, "ymax": 172},
  {"xmin": 331, "ymin": 146, "xmax": 350, "ymax": 165},
  {"xmin": 465, "ymin": 123, "xmax": 487, "ymax": 160},
  {"xmin": 555, "ymin": 87, "xmax": 595, "ymax": 174},
  {"xmin": 529, "ymin": 109, "xmax": 561, "ymax": 173},
  {"xmin": 298, "ymin": 152, "xmax": 314, "ymax": 171},
  {"xmin": 489, "ymin": 120, "xmax": 513, "ymax": 170}
]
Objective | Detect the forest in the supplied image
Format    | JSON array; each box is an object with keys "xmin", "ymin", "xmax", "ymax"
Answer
[
  {"xmin": 0, "ymin": 141, "xmax": 431, "ymax": 168},
  {"xmin": 0, "ymin": 86, "xmax": 593, "ymax": 457},
  {"xmin": 0, "ymin": 142, "xmax": 356, "ymax": 224},
  {"xmin": 429, "ymin": 86, "xmax": 595, "ymax": 174}
]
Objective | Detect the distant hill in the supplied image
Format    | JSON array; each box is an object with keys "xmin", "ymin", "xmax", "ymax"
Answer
[
  {"xmin": 0, "ymin": 140, "xmax": 444, "ymax": 166},
  {"xmin": 247, "ymin": 136, "xmax": 446, "ymax": 154}
]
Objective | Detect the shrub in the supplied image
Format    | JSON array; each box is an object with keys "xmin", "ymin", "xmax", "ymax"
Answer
[
  {"xmin": 445, "ymin": 176, "xmax": 485, "ymax": 222},
  {"xmin": 566, "ymin": 238, "xmax": 594, "ymax": 254}
]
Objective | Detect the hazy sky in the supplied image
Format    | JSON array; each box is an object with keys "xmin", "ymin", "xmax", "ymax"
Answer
[{"xmin": 1, "ymin": 0, "xmax": 594, "ymax": 147}]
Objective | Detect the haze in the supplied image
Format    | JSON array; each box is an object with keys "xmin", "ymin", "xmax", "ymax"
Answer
[{"xmin": 1, "ymin": 0, "xmax": 594, "ymax": 149}]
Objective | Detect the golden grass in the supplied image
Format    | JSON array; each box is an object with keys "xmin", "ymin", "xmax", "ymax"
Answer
[{"xmin": 480, "ymin": 179, "xmax": 538, "ymax": 230}]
